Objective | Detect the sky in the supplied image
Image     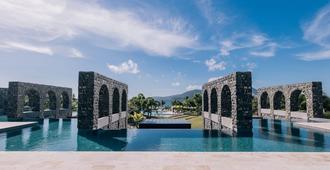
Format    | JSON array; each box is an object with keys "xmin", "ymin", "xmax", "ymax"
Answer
[{"xmin": 1, "ymin": 0, "xmax": 330, "ymax": 98}]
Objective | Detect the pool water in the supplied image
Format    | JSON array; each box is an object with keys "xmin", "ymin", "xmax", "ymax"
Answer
[{"xmin": 0, "ymin": 118, "xmax": 329, "ymax": 151}]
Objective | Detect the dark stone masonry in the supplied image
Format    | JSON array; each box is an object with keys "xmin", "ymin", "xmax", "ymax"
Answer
[
  {"xmin": 78, "ymin": 71, "xmax": 128, "ymax": 130},
  {"xmin": 6, "ymin": 82, "xmax": 72, "ymax": 120},
  {"xmin": 202, "ymin": 72, "xmax": 252, "ymax": 135},
  {"xmin": 257, "ymin": 82, "xmax": 323, "ymax": 120},
  {"xmin": 0, "ymin": 88, "xmax": 8, "ymax": 115}
]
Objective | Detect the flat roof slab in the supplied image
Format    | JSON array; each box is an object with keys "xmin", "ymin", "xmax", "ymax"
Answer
[
  {"xmin": 294, "ymin": 122, "xmax": 330, "ymax": 132},
  {"xmin": 0, "ymin": 122, "xmax": 37, "ymax": 133},
  {"xmin": 139, "ymin": 119, "xmax": 191, "ymax": 129},
  {"xmin": 0, "ymin": 152, "xmax": 329, "ymax": 170}
]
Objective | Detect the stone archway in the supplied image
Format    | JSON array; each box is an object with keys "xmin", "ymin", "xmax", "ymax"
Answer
[
  {"xmin": 60, "ymin": 92, "xmax": 70, "ymax": 109},
  {"xmin": 210, "ymin": 88, "xmax": 217, "ymax": 114},
  {"xmin": 44, "ymin": 91, "xmax": 57, "ymax": 111},
  {"xmin": 203, "ymin": 90, "xmax": 209, "ymax": 112},
  {"xmin": 221, "ymin": 85, "xmax": 232, "ymax": 117},
  {"xmin": 24, "ymin": 89, "xmax": 40, "ymax": 112},
  {"xmin": 112, "ymin": 88, "xmax": 120, "ymax": 114},
  {"xmin": 121, "ymin": 89, "xmax": 127, "ymax": 112},
  {"xmin": 257, "ymin": 82, "xmax": 323, "ymax": 120},
  {"xmin": 290, "ymin": 89, "xmax": 306, "ymax": 112},
  {"xmin": 260, "ymin": 92, "xmax": 270, "ymax": 109},
  {"xmin": 99, "ymin": 85, "xmax": 109, "ymax": 118},
  {"xmin": 202, "ymin": 72, "xmax": 252, "ymax": 135},
  {"xmin": 273, "ymin": 91, "xmax": 285, "ymax": 111}
]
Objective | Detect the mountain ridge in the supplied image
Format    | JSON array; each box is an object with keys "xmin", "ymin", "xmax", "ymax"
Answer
[{"xmin": 152, "ymin": 88, "xmax": 257, "ymax": 106}]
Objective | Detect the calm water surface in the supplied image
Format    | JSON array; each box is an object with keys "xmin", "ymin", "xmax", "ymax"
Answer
[{"xmin": 0, "ymin": 117, "xmax": 329, "ymax": 151}]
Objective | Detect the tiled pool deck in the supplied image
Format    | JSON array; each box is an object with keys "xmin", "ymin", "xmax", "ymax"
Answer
[
  {"xmin": 0, "ymin": 122, "xmax": 37, "ymax": 133},
  {"xmin": 294, "ymin": 122, "xmax": 330, "ymax": 132},
  {"xmin": 0, "ymin": 152, "xmax": 329, "ymax": 170}
]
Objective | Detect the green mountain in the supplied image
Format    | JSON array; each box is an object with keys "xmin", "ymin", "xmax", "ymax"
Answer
[
  {"xmin": 153, "ymin": 89, "xmax": 201, "ymax": 106},
  {"xmin": 153, "ymin": 88, "xmax": 257, "ymax": 106}
]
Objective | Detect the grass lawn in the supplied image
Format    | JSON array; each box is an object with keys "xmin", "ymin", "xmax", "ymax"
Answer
[
  {"xmin": 168, "ymin": 114, "xmax": 203, "ymax": 129},
  {"xmin": 325, "ymin": 111, "xmax": 330, "ymax": 119}
]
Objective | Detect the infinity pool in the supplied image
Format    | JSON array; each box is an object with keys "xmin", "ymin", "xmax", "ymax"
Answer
[{"xmin": 0, "ymin": 118, "xmax": 329, "ymax": 151}]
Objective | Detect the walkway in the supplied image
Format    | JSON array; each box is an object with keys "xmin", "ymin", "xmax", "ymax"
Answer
[
  {"xmin": 0, "ymin": 122, "xmax": 37, "ymax": 133},
  {"xmin": 0, "ymin": 152, "xmax": 329, "ymax": 170}
]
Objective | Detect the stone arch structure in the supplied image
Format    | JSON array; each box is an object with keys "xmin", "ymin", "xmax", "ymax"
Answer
[
  {"xmin": 202, "ymin": 72, "xmax": 252, "ymax": 135},
  {"xmin": 121, "ymin": 90, "xmax": 127, "ymax": 112},
  {"xmin": 78, "ymin": 71, "xmax": 128, "ymax": 130},
  {"xmin": 203, "ymin": 90, "xmax": 208, "ymax": 112},
  {"xmin": 257, "ymin": 82, "xmax": 323, "ymax": 120},
  {"xmin": 6, "ymin": 82, "xmax": 72, "ymax": 119}
]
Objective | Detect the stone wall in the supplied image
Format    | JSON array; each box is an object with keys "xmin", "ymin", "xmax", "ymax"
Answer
[
  {"xmin": 0, "ymin": 88, "xmax": 8, "ymax": 114},
  {"xmin": 78, "ymin": 71, "xmax": 128, "ymax": 130},
  {"xmin": 7, "ymin": 82, "xmax": 72, "ymax": 119},
  {"xmin": 256, "ymin": 82, "xmax": 323, "ymax": 120},
  {"xmin": 202, "ymin": 72, "xmax": 252, "ymax": 136}
]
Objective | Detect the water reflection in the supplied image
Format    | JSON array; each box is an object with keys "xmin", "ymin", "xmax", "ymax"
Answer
[
  {"xmin": 77, "ymin": 130, "xmax": 128, "ymax": 151},
  {"xmin": 0, "ymin": 118, "xmax": 329, "ymax": 151},
  {"xmin": 256, "ymin": 119, "xmax": 326, "ymax": 149}
]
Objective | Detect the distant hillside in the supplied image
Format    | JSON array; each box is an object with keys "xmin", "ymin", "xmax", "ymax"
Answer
[
  {"xmin": 153, "ymin": 88, "xmax": 257, "ymax": 106},
  {"xmin": 153, "ymin": 89, "xmax": 201, "ymax": 106}
]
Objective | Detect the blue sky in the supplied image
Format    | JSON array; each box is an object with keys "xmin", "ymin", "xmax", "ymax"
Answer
[{"xmin": 1, "ymin": 0, "xmax": 330, "ymax": 98}]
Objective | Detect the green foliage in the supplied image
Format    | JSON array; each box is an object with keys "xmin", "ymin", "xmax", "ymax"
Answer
[
  {"xmin": 72, "ymin": 93, "xmax": 78, "ymax": 111},
  {"xmin": 252, "ymin": 97, "xmax": 258, "ymax": 115},
  {"xmin": 128, "ymin": 93, "xmax": 160, "ymax": 118},
  {"xmin": 323, "ymin": 94, "xmax": 330, "ymax": 112},
  {"xmin": 129, "ymin": 112, "xmax": 145, "ymax": 128},
  {"xmin": 172, "ymin": 94, "xmax": 202, "ymax": 115}
]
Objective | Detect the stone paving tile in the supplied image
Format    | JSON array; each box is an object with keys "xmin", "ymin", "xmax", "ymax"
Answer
[{"xmin": 0, "ymin": 152, "xmax": 330, "ymax": 170}]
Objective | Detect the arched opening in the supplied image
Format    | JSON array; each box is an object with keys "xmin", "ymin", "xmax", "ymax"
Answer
[
  {"xmin": 44, "ymin": 91, "xmax": 56, "ymax": 111},
  {"xmin": 121, "ymin": 90, "xmax": 127, "ymax": 112},
  {"xmin": 112, "ymin": 88, "xmax": 120, "ymax": 114},
  {"xmin": 60, "ymin": 92, "xmax": 69, "ymax": 109},
  {"xmin": 99, "ymin": 85, "xmax": 109, "ymax": 118},
  {"xmin": 274, "ymin": 91, "xmax": 285, "ymax": 110},
  {"xmin": 203, "ymin": 90, "xmax": 209, "ymax": 112},
  {"xmin": 210, "ymin": 88, "xmax": 217, "ymax": 114},
  {"xmin": 260, "ymin": 92, "xmax": 270, "ymax": 109},
  {"xmin": 24, "ymin": 89, "xmax": 40, "ymax": 112},
  {"xmin": 221, "ymin": 85, "xmax": 232, "ymax": 117},
  {"xmin": 290, "ymin": 90, "xmax": 306, "ymax": 112}
]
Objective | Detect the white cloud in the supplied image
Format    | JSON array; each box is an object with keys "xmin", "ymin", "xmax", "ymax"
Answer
[
  {"xmin": 297, "ymin": 50, "xmax": 330, "ymax": 61},
  {"xmin": 249, "ymin": 42, "xmax": 277, "ymax": 57},
  {"xmin": 0, "ymin": 0, "xmax": 198, "ymax": 57},
  {"xmin": 303, "ymin": 3, "xmax": 330, "ymax": 48},
  {"xmin": 186, "ymin": 84, "xmax": 201, "ymax": 91},
  {"xmin": 219, "ymin": 33, "xmax": 277, "ymax": 57},
  {"xmin": 205, "ymin": 58, "xmax": 226, "ymax": 71},
  {"xmin": 246, "ymin": 62, "xmax": 257, "ymax": 71},
  {"xmin": 208, "ymin": 76, "xmax": 222, "ymax": 82},
  {"xmin": 69, "ymin": 48, "xmax": 84, "ymax": 58},
  {"xmin": 300, "ymin": 3, "xmax": 330, "ymax": 61},
  {"xmin": 0, "ymin": 41, "xmax": 53, "ymax": 55},
  {"xmin": 107, "ymin": 59, "xmax": 140, "ymax": 74},
  {"xmin": 171, "ymin": 82, "xmax": 180, "ymax": 87}
]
